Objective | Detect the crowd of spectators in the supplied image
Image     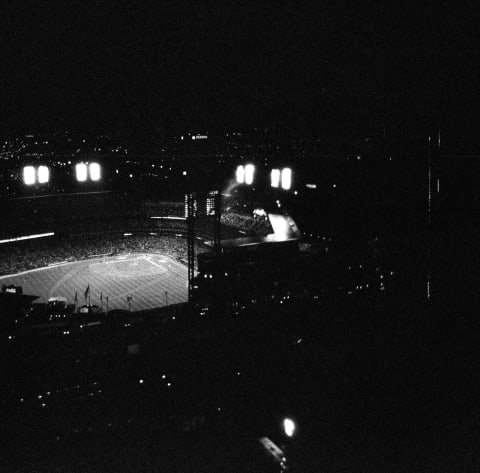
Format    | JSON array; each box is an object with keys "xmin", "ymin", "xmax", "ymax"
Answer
[
  {"xmin": 0, "ymin": 233, "xmax": 208, "ymax": 276},
  {"xmin": 0, "ymin": 192, "xmax": 276, "ymax": 276},
  {"xmin": 220, "ymin": 212, "xmax": 272, "ymax": 236}
]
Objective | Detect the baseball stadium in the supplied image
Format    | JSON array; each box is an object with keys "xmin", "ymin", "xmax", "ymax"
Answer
[{"xmin": 0, "ymin": 188, "xmax": 276, "ymax": 314}]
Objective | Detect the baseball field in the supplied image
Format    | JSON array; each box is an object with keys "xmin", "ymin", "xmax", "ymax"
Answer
[{"xmin": 0, "ymin": 253, "xmax": 188, "ymax": 312}]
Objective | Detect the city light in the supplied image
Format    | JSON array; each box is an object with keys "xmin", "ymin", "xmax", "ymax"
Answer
[
  {"xmin": 271, "ymin": 168, "xmax": 280, "ymax": 188},
  {"xmin": 37, "ymin": 165, "xmax": 49, "ymax": 184},
  {"xmin": 23, "ymin": 166, "xmax": 36, "ymax": 185},
  {"xmin": 245, "ymin": 164, "xmax": 255, "ymax": 185},
  {"xmin": 283, "ymin": 418, "xmax": 296, "ymax": 437},
  {"xmin": 236, "ymin": 165, "xmax": 245, "ymax": 184},
  {"xmin": 281, "ymin": 168, "xmax": 292, "ymax": 190},
  {"xmin": 89, "ymin": 162, "xmax": 101, "ymax": 181},
  {"xmin": 75, "ymin": 163, "xmax": 88, "ymax": 182}
]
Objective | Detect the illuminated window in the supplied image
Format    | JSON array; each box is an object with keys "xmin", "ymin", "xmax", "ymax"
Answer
[
  {"xmin": 23, "ymin": 166, "xmax": 36, "ymax": 185},
  {"xmin": 89, "ymin": 162, "xmax": 101, "ymax": 181},
  {"xmin": 271, "ymin": 168, "xmax": 280, "ymax": 188},
  {"xmin": 236, "ymin": 165, "xmax": 245, "ymax": 184},
  {"xmin": 37, "ymin": 166, "xmax": 49, "ymax": 184},
  {"xmin": 281, "ymin": 168, "xmax": 292, "ymax": 190},
  {"xmin": 245, "ymin": 164, "xmax": 255, "ymax": 185},
  {"xmin": 75, "ymin": 163, "xmax": 88, "ymax": 182}
]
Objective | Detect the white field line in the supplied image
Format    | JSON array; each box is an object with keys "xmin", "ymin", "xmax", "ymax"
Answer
[
  {"xmin": 103, "ymin": 256, "xmax": 145, "ymax": 265},
  {"xmin": 145, "ymin": 257, "xmax": 166, "ymax": 269}
]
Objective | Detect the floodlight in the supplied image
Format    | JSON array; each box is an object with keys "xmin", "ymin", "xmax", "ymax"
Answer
[
  {"xmin": 89, "ymin": 162, "xmax": 101, "ymax": 181},
  {"xmin": 283, "ymin": 418, "xmax": 296, "ymax": 437},
  {"xmin": 23, "ymin": 166, "xmax": 36, "ymax": 185},
  {"xmin": 245, "ymin": 164, "xmax": 255, "ymax": 185},
  {"xmin": 236, "ymin": 165, "xmax": 245, "ymax": 184},
  {"xmin": 75, "ymin": 163, "xmax": 88, "ymax": 182},
  {"xmin": 281, "ymin": 168, "xmax": 292, "ymax": 190},
  {"xmin": 37, "ymin": 165, "xmax": 49, "ymax": 184},
  {"xmin": 271, "ymin": 168, "xmax": 280, "ymax": 188}
]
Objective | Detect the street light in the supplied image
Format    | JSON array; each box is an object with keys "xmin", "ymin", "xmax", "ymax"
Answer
[{"xmin": 283, "ymin": 418, "xmax": 296, "ymax": 437}]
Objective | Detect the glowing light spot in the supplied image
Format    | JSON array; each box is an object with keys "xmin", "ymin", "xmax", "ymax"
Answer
[
  {"xmin": 75, "ymin": 163, "xmax": 88, "ymax": 182},
  {"xmin": 245, "ymin": 164, "xmax": 255, "ymax": 185},
  {"xmin": 236, "ymin": 165, "xmax": 245, "ymax": 183},
  {"xmin": 89, "ymin": 162, "xmax": 101, "ymax": 181},
  {"xmin": 23, "ymin": 166, "xmax": 36, "ymax": 185},
  {"xmin": 271, "ymin": 168, "xmax": 280, "ymax": 188},
  {"xmin": 37, "ymin": 165, "xmax": 49, "ymax": 183},
  {"xmin": 281, "ymin": 168, "xmax": 292, "ymax": 190},
  {"xmin": 283, "ymin": 418, "xmax": 296, "ymax": 437}
]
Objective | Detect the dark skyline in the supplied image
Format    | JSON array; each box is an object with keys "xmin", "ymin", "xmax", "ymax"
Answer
[{"xmin": 3, "ymin": 2, "xmax": 479, "ymax": 138}]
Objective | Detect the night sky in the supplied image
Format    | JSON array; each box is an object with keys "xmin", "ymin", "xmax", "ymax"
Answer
[{"xmin": 2, "ymin": 2, "xmax": 479, "ymax": 138}]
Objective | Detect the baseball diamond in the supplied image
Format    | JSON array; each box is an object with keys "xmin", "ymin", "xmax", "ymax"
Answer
[{"xmin": 0, "ymin": 253, "xmax": 188, "ymax": 312}]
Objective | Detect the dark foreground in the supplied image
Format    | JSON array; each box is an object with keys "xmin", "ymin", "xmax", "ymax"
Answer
[{"xmin": 2, "ymin": 263, "xmax": 479, "ymax": 473}]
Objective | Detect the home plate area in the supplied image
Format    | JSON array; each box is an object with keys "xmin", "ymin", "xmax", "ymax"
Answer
[{"xmin": 90, "ymin": 254, "xmax": 170, "ymax": 278}]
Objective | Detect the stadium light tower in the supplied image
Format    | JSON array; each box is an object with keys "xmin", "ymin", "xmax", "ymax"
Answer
[
  {"xmin": 23, "ymin": 166, "xmax": 36, "ymax": 185},
  {"xmin": 37, "ymin": 165, "xmax": 50, "ymax": 184},
  {"xmin": 245, "ymin": 164, "xmax": 255, "ymax": 185},
  {"xmin": 23, "ymin": 165, "xmax": 50, "ymax": 185},
  {"xmin": 236, "ymin": 165, "xmax": 245, "ymax": 184},
  {"xmin": 89, "ymin": 162, "xmax": 101, "ymax": 181},
  {"xmin": 270, "ymin": 167, "xmax": 293, "ymax": 191},
  {"xmin": 271, "ymin": 168, "xmax": 281, "ymax": 188},
  {"xmin": 235, "ymin": 164, "xmax": 255, "ymax": 185},
  {"xmin": 75, "ymin": 162, "xmax": 102, "ymax": 182},
  {"xmin": 75, "ymin": 163, "xmax": 88, "ymax": 182},
  {"xmin": 281, "ymin": 167, "xmax": 292, "ymax": 190}
]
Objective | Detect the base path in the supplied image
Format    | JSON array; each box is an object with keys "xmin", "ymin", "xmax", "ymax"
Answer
[{"xmin": 0, "ymin": 253, "xmax": 188, "ymax": 312}]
